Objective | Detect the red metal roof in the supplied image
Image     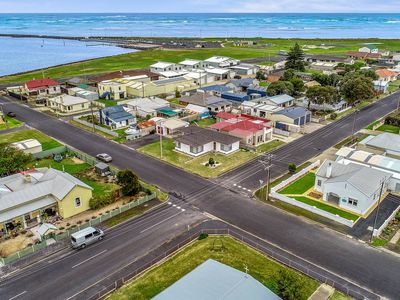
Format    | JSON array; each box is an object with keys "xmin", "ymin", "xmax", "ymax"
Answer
[
  {"xmin": 25, "ymin": 78, "xmax": 59, "ymax": 90},
  {"xmin": 376, "ymin": 69, "xmax": 398, "ymax": 78},
  {"xmin": 216, "ymin": 111, "xmax": 238, "ymax": 120}
]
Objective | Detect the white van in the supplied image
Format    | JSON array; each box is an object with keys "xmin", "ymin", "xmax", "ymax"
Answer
[{"xmin": 70, "ymin": 227, "xmax": 104, "ymax": 249}]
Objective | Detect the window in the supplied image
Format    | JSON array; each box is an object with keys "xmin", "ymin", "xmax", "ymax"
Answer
[
  {"xmin": 190, "ymin": 145, "xmax": 203, "ymax": 154},
  {"xmin": 176, "ymin": 141, "xmax": 181, "ymax": 149},
  {"xmin": 85, "ymin": 233, "xmax": 93, "ymax": 239},
  {"xmin": 348, "ymin": 198, "xmax": 358, "ymax": 206},
  {"xmin": 317, "ymin": 180, "xmax": 322, "ymax": 187},
  {"xmin": 81, "ymin": 104, "xmax": 85, "ymax": 108},
  {"xmin": 221, "ymin": 143, "xmax": 232, "ymax": 152},
  {"xmin": 75, "ymin": 197, "xmax": 81, "ymax": 207}
]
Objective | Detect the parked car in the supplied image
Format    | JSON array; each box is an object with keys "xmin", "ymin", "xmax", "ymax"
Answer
[
  {"xmin": 125, "ymin": 125, "xmax": 139, "ymax": 135},
  {"xmin": 7, "ymin": 112, "xmax": 16, "ymax": 117},
  {"xmin": 96, "ymin": 153, "xmax": 112, "ymax": 162},
  {"xmin": 70, "ymin": 227, "xmax": 104, "ymax": 249}
]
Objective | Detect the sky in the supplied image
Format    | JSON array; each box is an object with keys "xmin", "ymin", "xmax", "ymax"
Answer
[{"xmin": 1, "ymin": 0, "xmax": 399, "ymax": 13}]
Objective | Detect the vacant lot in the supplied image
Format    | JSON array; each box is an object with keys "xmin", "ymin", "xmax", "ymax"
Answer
[
  {"xmin": 0, "ymin": 129, "xmax": 62, "ymax": 150},
  {"xmin": 0, "ymin": 117, "xmax": 23, "ymax": 131}
]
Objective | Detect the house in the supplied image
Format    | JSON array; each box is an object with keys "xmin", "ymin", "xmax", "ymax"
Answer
[
  {"xmin": 198, "ymin": 85, "xmax": 233, "ymax": 97},
  {"xmin": 247, "ymin": 85, "xmax": 268, "ymax": 97},
  {"xmin": 209, "ymin": 112, "xmax": 273, "ymax": 147},
  {"xmin": 98, "ymin": 77, "xmax": 139, "ymax": 100},
  {"xmin": 309, "ymin": 62, "xmax": 337, "ymax": 72},
  {"xmin": 125, "ymin": 97, "xmax": 170, "ymax": 118},
  {"xmin": 90, "ymin": 70, "xmax": 159, "ymax": 83},
  {"xmin": 359, "ymin": 45, "xmax": 379, "ymax": 53},
  {"xmin": 68, "ymin": 87, "xmax": 99, "ymax": 101},
  {"xmin": 221, "ymin": 92, "xmax": 250, "ymax": 103},
  {"xmin": 229, "ymin": 64, "xmax": 259, "ymax": 76},
  {"xmin": 296, "ymin": 96, "xmax": 348, "ymax": 112},
  {"xmin": 11, "ymin": 139, "xmax": 42, "ymax": 154},
  {"xmin": 99, "ymin": 105, "xmax": 136, "ymax": 129},
  {"xmin": 0, "ymin": 168, "xmax": 93, "ymax": 233},
  {"xmin": 271, "ymin": 107, "xmax": 311, "ymax": 133},
  {"xmin": 204, "ymin": 67, "xmax": 235, "ymax": 81},
  {"xmin": 174, "ymin": 126, "xmax": 240, "ymax": 157},
  {"xmin": 46, "ymin": 95, "xmax": 91, "ymax": 115},
  {"xmin": 150, "ymin": 62, "xmax": 182, "ymax": 74},
  {"xmin": 158, "ymin": 70, "xmax": 189, "ymax": 79},
  {"xmin": 375, "ymin": 69, "xmax": 398, "ymax": 82},
  {"xmin": 204, "ymin": 56, "xmax": 240, "ymax": 68},
  {"xmin": 179, "ymin": 59, "xmax": 209, "ymax": 71},
  {"xmin": 315, "ymin": 160, "xmax": 391, "ymax": 215},
  {"xmin": 184, "ymin": 104, "xmax": 210, "ymax": 119},
  {"xmin": 156, "ymin": 118, "xmax": 189, "ymax": 136},
  {"xmin": 180, "ymin": 93, "xmax": 232, "ymax": 112},
  {"xmin": 240, "ymin": 101, "xmax": 283, "ymax": 118},
  {"xmin": 153, "ymin": 259, "xmax": 281, "ymax": 300},
  {"xmin": 373, "ymin": 80, "xmax": 389, "ymax": 93},
  {"xmin": 304, "ymin": 54, "xmax": 354, "ymax": 64},
  {"xmin": 357, "ymin": 133, "xmax": 400, "ymax": 158},
  {"xmin": 23, "ymin": 78, "xmax": 61, "ymax": 97},
  {"xmin": 264, "ymin": 94, "xmax": 294, "ymax": 107},
  {"xmin": 226, "ymin": 78, "xmax": 259, "ymax": 92},
  {"xmin": 335, "ymin": 147, "xmax": 400, "ymax": 193},
  {"xmin": 184, "ymin": 70, "xmax": 215, "ymax": 86},
  {"xmin": 304, "ymin": 80, "xmax": 321, "ymax": 88},
  {"xmin": 347, "ymin": 51, "xmax": 381, "ymax": 60}
]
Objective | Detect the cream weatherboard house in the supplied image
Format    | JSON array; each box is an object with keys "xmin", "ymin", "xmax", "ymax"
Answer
[
  {"xmin": 0, "ymin": 168, "xmax": 93, "ymax": 234},
  {"xmin": 46, "ymin": 95, "xmax": 91, "ymax": 115}
]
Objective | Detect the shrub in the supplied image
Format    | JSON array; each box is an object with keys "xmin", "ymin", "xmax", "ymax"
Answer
[
  {"xmin": 198, "ymin": 233, "xmax": 208, "ymax": 240},
  {"xmin": 27, "ymin": 232, "xmax": 34, "ymax": 238},
  {"xmin": 66, "ymin": 223, "xmax": 71, "ymax": 227},
  {"xmin": 20, "ymin": 230, "xmax": 27, "ymax": 235},
  {"xmin": 89, "ymin": 193, "xmax": 114, "ymax": 210},
  {"xmin": 116, "ymin": 170, "xmax": 141, "ymax": 196},
  {"xmin": 92, "ymin": 216, "xmax": 97, "ymax": 219},
  {"xmin": 58, "ymin": 227, "xmax": 65, "ymax": 231},
  {"xmin": 85, "ymin": 219, "xmax": 90, "ymax": 223},
  {"xmin": 77, "ymin": 220, "xmax": 82, "ymax": 225},
  {"xmin": 209, "ymin": 157, "xmax": 215, "ymax": 166},
  {"xmin": 330, "ymin": 112, "xmax": 337, "ymax": 120},
  {"xmin": 276, "ymin": 269, "xmax": 306, "ymax": 300},
  {"xmin": 288, "ymin": 163, "xmax": 297, "ymax": 174}
]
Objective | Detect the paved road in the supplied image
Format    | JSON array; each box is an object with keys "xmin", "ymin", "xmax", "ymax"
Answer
[{"xmin": 1, "ymin": 95, "xmax": 400, "ymax": 299}]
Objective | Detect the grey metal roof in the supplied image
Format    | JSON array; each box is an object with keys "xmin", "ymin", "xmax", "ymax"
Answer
[
  {"xmin": 227, "ymin": 78, "xmax": 256, "ymax": 88},
  {"xmin": 153, "ymin": 76, "xmax": 188, "ymax": 86},
  {"xmin": 153, "ymin": 259, "xmax": 281, "ymax": 300},
  {"xmin": 363, "ymin": 133, "xmax": 400, "ymax": 154},
  {"xmin": 102, "ymin": 105, "xmax": 134, "ymax": 122},
  {"xmin": 267, "ymin": 94, "xmax": 294, "ymax": 105},
  {"xmin": 273, "ymin": 107, "xmax": 310, "ymax": 119},
  {"xmin": 175, "ymin": 126, "xmax": 240, "ymax": 147},
  {"xmin": 317, "ymin": 160, "xmax": 391, "ymax": 197},
  {"xmin": 199, "ymin": 85, "xmax": 233, "ymax": 93}
]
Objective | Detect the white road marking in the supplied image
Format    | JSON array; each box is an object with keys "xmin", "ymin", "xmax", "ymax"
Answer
[
  {"xmin": 71, "ymin": 250, "xmax": 107, "ymax": 269},
  {"xmin": 172, "ymin": 204, "xmax": 176, "ymax": 207},
  {"xmin": 233, "ymin": 183, "xmax": 237, "ymax": 186},
  {"xmin": 242, "ymin": 187, "xmax": 247, "ymax": 190},
  {"xmin": 238, "ymin": 185, "xmax": 242, "ymax": 188},
  {"xmin": 168, "ymin": 202, "xmax": 172, "ymax": 205},
  {"xmin": 8, "ymin": 291, "xmax": 27, "ymax": 300},
  {"xmin": 177, "ymin": 206, "xmax": 181, "ymax": 209},
  {"xmin": 181, "ymin": 209, "xmax": 186, "ymax": 212}
]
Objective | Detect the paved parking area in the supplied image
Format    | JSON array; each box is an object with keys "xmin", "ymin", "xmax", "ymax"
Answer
[
  {"xmin": 350, "ymin": 194, "xmax": 400, "ymax": 240},
  {"xmin": 124, "ymin": 134, "xmax": 158, "ymax": 149}
]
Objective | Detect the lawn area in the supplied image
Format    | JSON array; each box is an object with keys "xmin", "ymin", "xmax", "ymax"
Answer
[
  {"xmin": 27, "ymin": 157, "xmax": 91, "ymax": 174},
  {"xmin": 280, "ymin": 173, "xmax": 316, "ymax": 195},
  {"xmin": 334, "ymin": 133, "xmax": 368, "ymax": 149},
  {"xmin": 190, "ymin": 118, "xmax": 216, "ymax": 128},
  {"xmin": 140, "ymin": 180, "xmax": 168, "ymax": 202},
  {"xmin": 376, "ymin": 124, "xmax": 400, "ymax": 134},
  {"xmin": 78, "ymin": 177, "xmax": 117, "ymax": 197},
  {"xmin": 138, "ymin": 138, "xmax": 257, "ymax": 178},
  {"xmin": 107, "ymin": 236, "xmax": 319, "ymax": 300},
  {"xmin": 0, "ymin": 129, "xmax": 62, "ymax": 151},
  {"xmin": 0, "ymin": 116, "xmax": 23, "ymax": 130},
  {"xmin": 96, "ymin": 99, "xmax": 118, "ymax": 107},
  {"xmin": 365, "ymin": 120, "xmax": 381, "ymax": 130},
  {"xmin": 259, "ymin": 81, "xmax": 269, "ymax": 86},
  {"xmin": 168, "ymin": 98, "xmax": 181, "ymax": 105},
  {"xmin": 256, "ymin": 139, "xmax": 285, "ymax": 153},
  {"xmin": 292, "ymin": 196, "xmax": 359, "ymax": 221}
]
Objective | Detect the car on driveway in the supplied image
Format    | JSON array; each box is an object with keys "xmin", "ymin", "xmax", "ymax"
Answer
[
  {"xmin": 7, "ymin": 112, "xmax": 16, "ymax": 117},
  {"xmin": 96, "ymin": 153, "xmax": 112, "ymax": 162}
]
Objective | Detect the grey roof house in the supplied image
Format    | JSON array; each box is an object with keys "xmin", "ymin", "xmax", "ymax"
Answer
[
  {"xmin": 99, "ymin": 105, "xmax": 136, "ymax": 129},
  {"xmin": 358, "ymin": 133, "xmax": 400, "ymax": 158},
  {"xmin": 180, "ymin": 93, "xmax": 232, "ymax": 112}
]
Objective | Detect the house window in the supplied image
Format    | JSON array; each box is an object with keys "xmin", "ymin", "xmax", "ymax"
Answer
[
  {"xmin": 81, "ymin": 104, "xmax": 85, "ymax": 108},
  {"xmin": 348, "ymin": 198, "xmax": 358, "ymax": 206},
  {"xmin": 317, "ymin": 180, "xmax": 322, "ymax": 187},
  {"xmin": 221, "ymin": 143, "xmax": 232, "ymax": 152},
  {"xmin": 190, "ymin": 145, "xmax": 203, "ymax": 154},
  {"xmin": 176, "ymin": 141, "xmax": 181, "ymax": 149},
  {"xmin": 75, "ymin": 197, "xmax": 81, "ymax": 207}
]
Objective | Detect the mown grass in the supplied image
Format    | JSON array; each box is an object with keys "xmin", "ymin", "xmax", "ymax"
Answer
[
  {"xmin": 107, "ymin": 236, "xmax": 319, "ymax": 300},
  {"xmin": 0, "ymin": 116, "xmax": 23, "ymax": 130},
  {"xmin": 190, "ymin": 118, "xmax": 216, "ymax": 128},
  {"xmin": 27, "ymin": 157, "xmax": 91, "ymax": 174},
  {"xmin": 376, "ymin": 124, "xmax": 400, "ymax": 134},
  {"xmin": 256, "ymin": 139, "xmax": 285, "ymax": 154},
  {"xmin": 280, "ymin": 173, "xmax": 316, "ymax": 195},
  {"xmin": 0, "ymin": 129, "xmax": 62, "ymax": 150}
]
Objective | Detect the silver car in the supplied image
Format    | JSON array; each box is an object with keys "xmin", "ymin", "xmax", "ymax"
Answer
[
  {"xmin": 96, "ymin": 153, "xmax": 112, "ymax": 162},
  {"xmin": 71, "ymin": 227, "xmax": 104, "ymax": 249}
]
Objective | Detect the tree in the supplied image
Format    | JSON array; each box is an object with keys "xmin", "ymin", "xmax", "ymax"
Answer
[
  {"xmin": 255, "ymin": 70, "xmax": 266, "ymax": 81},
  {"xmin": 116, "ymin": 170, "xmax": 141, "ymax": 196},
  {"xmin": 276, "ymin": 270, "xmax": 305, "ymax": 300},
  {"xmin": 0, "ymin": 143, "xmax": 31, "ymax": 177},
  {"xmin": 285, "ymin": 43, "xmax": 305, "ymax": 71},
  {"xmin": 340, "ymin": 76, "xmax": 374, "ymax": 106},
  {"xmin": 289, "ymin": 77, "xmax": 305, "ymax": 96},
  {"xmin": 208, "ymin": 157, "xmax": 215, "ymax": 166},
  {"xmin": 281, "ymin": 69, "xmax": 297, "ymax": 81},
  {"xmin": 175, "ymin": 88, "xmax": 181, "ymax": 98},
  {"xmin": 267, "ymin": 81, "xmax": 294, "ymax": 96},
  {"xmin": 311, "ymin": 73, "xmax": 341, "ymax": 87},
  {"xmin": 306, "ymin": 86, "xmax": 340, "ymax": 111},
  {"xmin": 288, "ymin": 163, "xmax": 297, "ymax": 174}
]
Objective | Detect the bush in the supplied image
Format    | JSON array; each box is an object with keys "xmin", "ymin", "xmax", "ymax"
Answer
[
  {"xmin": 92, "ymin": 216, "xmax": 97, "ymax": 219},
  {"xmin": 58, "ymin": 227, "xmax": 65, "ymax": 231},
  {"xmin": 66, "ymin": 223, "xmax": 71, "ymax": 227},
  {"xmin": 208, "ymin": 157, "xmax": 215, "ymax": 166},
  {"xmin": 330, "ymin": 112, "xmax": 337, "ymax": 120},
  {"xmin": 89, "ymin": 193, "xmax": 114, "ymax": 210},
  {"xmin": 77, "ymin": 220, "xmax": 82, "ymax": 225},
  {"xmin": 288, "ymin": 163, "xmax": 297, "ymax": 174},
  {"xmin": 85, "ymin": 219, "xmax": 90, "ymax": 223},
  {"xmin": 276, "ymin": 270, "xmax": 306, "ymax": 300},
  {"xmin": 27, "ymin": 232, "xmax": 34, "ymax": 238},
  {"xmin": 198, "ymin": 233, "xmax": 208, "ymax": 240}
]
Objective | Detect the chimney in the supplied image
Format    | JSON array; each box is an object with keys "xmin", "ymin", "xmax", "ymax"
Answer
[{"xmin": 326, "ymin": 162, "xmax": 333, "ymax": 178}]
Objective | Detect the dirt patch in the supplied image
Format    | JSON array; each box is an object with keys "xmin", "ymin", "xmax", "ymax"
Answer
[
  {"xmin": 308, "ymin": 191, "xmax": 323, "ymax": 200},
  {"xmin": 0, "ymin": 234, "xmax": 36, "ymax": 258},
  {"xmin": 71, "ymin": 157, "xmax": 85, "ymax": 164}
]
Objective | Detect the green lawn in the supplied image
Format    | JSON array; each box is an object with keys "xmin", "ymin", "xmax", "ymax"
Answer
[
  {"xmin": 140, "ymin": 181, "xmax": 168, "ymax": 202},
  {"xmin": 329, "ymin": 291, "xmax": 353, "ymax": 300},
  {"xmin": 78, "ymin": 177, "xmax": 117, "ymax": 197},
  {"xmin": 259, "ymin": 81, "xmax": 269, "ymax": 86},
  {"xmin": 376, "ymin": 124, "xmax": 400, "ymax": 134},
  {"xmin": 365, "ymin": 120, "xmax": 381, "ymax": 130},
  {"xmin": 256, "ymin": 139, "xmax": 285, "ymax": 153},
  {"xmin": 107, "ymin": 236, "xmax": 319, "ymax": 300},
  {"xmin": 27, "ymin": 157, "xmax": 91, "ymax": 174},
  {"xmin": 292, "ymin": 196, "xmax": 359, "ymax": 221},
  {"xmin": 190, "ymin": 118, "xmax": 216, "ymax": 128},
  {"xmin": 0, "ymin": 129, "xmax": 62, "ymax": 151},
  {"xmin": 138, "ymin": 138, "xmax": 257, "ymax": 178},
  {"xmin": 168, "ymin": 98, "xmax": 181, "ymax": 105},
  {"xmin": 0, "ymin": 117, "xmax": 23, "ymax": 130},
  {"xmin": 96, "ymin": 99, "xmax": 118, "ymax": 107},
  {"xmin": 280, "ymin": 173, "xmax": 316, "ymax": 195}
]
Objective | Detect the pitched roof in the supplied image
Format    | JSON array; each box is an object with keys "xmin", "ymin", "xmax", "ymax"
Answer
[
  {"xmin": 216, "ymin": 111, "xmax": 238, "ymax": 120},
  {"xmin": 25, "ymin": 78, "xmax": 59, "ymax": 90},
  {"xmin": 376, "ymin": 69, "xmax": 398, "ymax": 78},
  {"xmin": 267, "ymin": 94, "xmax": 294, "ymax": 105},
  {"xmin": 227, "ymin": 78, "xmax": 256, "ymax": 88},
  {"xmin": 175, "ymin": 126, "xmax": 240, "ymax": 147},
  {"xmin": 362, "ymin": 133, "xmax": 400, "ymax": 154},
  {"xmin": 273, "ymin": 107, "xmax": 310, "ymax": 119},
  {"xmin": 199, "ymin": 85, "xmax": 233, "ymax": 93},
  {"xmin": 102, "ymin": 105, "xmax": 134, "ymax": 122}
]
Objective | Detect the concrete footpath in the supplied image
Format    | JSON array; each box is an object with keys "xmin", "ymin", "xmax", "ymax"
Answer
[{"xmin": 308, "ymin": 284, "xmax": 335, "ymax": 300}]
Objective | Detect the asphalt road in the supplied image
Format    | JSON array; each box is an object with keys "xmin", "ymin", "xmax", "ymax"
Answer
[{"xmin": 1, "ymin": 94, "xmax": 400, "ymax": 299}]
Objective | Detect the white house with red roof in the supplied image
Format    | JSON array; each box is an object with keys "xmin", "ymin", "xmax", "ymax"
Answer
[
  {"xmin": 375, "ymin": 69, "xmax": 398, "ymax": 82},
  {"xmin": 23, "ymin": 78, "xmax": 61, "ymax": 96}
]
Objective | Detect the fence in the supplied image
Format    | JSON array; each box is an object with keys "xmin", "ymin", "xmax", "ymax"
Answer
[
  {"xmin": 73, "ymin": 117, "xmax": 119, "ymax": 137},
  {"xmin": 0, "ymin": 193, "xmax": 156, "ymax": 266},
  {"xmin": 373, "ymin": 205, "xmax": 400, "ymax": 237},
  {"xmin": 372, "ymin": 120, "xmax": 385, "ymax": 131},
  {"xmin": 273, "ymin": 128, "xmax": 290, "ymax": 137},
  {"xmin": 86, "ymin": 228, "xmax": 375, "ymax": 300},
  {"xmin": 32, "ymin": 146, "xmax": 67, "ymax": 159}
]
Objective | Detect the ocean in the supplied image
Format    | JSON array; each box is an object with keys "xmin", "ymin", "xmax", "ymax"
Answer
[{"xmin": 1, "ymin": 13, "xmax": 400, "ymax": 77}]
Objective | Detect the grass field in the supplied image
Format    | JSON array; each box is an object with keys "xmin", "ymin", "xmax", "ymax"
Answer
[
  {"xmin": 292, "ymin": 196, "xmax": 359, "ymax": 221},
  {"xmin": 138, "ymin": 138, "xmax": 256, "ymax": 178},
  {"xmin": 256, "ymin": 139, "xmax": 285, "ymax": 153},
  {"xmin": 376, "ymin": 124, "xmax": 400, "ymax": 134},
  {"xmin": 190, "ymin": 118, "xmax": 216, "ymax": 128},
  {"xmin": 280, "ymin": 173, "xmax": 316, "ymax": 195},
  {"xmin": 27, "ymin": 157, "xmax": 91, "ymax": 174},
  {"xmin": 0, "ymin": 129, "xmax": 62, "ymax": 150},
  {"xmin": 107, "ymin": 236, "xmax": 320, "ymax": 300},
  {"xmin": 0, "ymin": 117, "xmax": 23, "ymax": 131}
]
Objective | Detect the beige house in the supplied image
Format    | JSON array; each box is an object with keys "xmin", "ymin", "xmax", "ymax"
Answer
[
  {"xmin": 98, "ymin": 75, "xmax": 150, "ymax": 100},
  {"xmin": 47, "ymin": 95, "xmax": 91, "ymax": 115},
  {"xmin": 156, "ymin": 118, "xmax": 189, "ymax": 137}
]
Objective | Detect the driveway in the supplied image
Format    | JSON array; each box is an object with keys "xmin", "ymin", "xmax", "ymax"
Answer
[{"xmin": 124, "ymin": 133, "xmax": 159, "ymax": 149}]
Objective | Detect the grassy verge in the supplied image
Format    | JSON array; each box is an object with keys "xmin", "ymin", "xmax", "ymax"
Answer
[
  {"xmin": 70, "ymin": 120, "xmax": 115, "ymax": 140},
  {"xmin": 280, "ymin": 173, "xmax": 315, "ymax": 195},
  {"xmin": 292, "ymin": 196, "xmax": 359, "ymax": 221},
  {"xmin": 334, "ymin": 133, "xmax": 368, "ymax": 149},
  {"xmin": 107, "ymin": 236, "xmax": 319, "ymax": 300},
  {"xmin": 0, "ymin": 117, "xmax": 23, "ymax": 130},
  {"xmin": 0, "ymin": 129, "xmax": 62, "ymax": 150},
  {"xmin": 96, "ymin": 99, "xmax": 118, "ymax": 107},
  {"xmin": 365, "ymin": 120, "xmax": 381, "ymax": 130},
  {"xmin": 371, "ymin": 238, "xmax": 389, "ymax": 247},
  {"xmin": 27, "ymin": 157, "xmax": 91, "ymax": 174},
  {"xmin": 376, "ymin": 124, "xmax": 400, "ymax": 134},
  {"xmin": 138, "ymin": 139, "xmax": 257, "ymax": 178},
  {"xmin": 256, "ymin": 139, "xmax": 285, "ymax": 154},
  {"xmin": 329, "ymin": 291, "xmax": 353, "ymax": 300},
  {"xmin": 334, "ymin": 101, "xmax": 371, "ymax": 120},
  {"xmin": 140, "ymin": 181, "xmax": 168, "ymax": 202}
]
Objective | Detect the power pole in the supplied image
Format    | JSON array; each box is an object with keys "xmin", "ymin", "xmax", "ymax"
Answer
[
  {"xmin": 351, "ymin": 109, "xmax": 359, "ymax": 140},
  {"xmin": 260, "ymin": 154, "xmax": 273, "ymax": 201},
  {"xmin": 90, "ymin": 102, "xmax": 96, "ymax": 133},
  {"xmin": 0, "ymin": 105, "xmax": 8, "ymax": 129},
  {"xmin": 370, "ymin": 179, "xmax": 385, "ymax": 243},
  {"xmin": 158, "ymin": 120, "xmax": 164, "ymax": 159}
]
